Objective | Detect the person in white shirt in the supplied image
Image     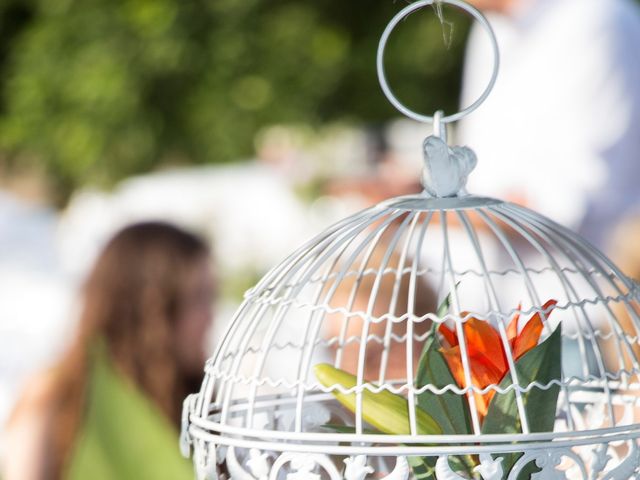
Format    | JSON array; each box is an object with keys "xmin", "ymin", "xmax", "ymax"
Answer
[{"xmin": 459, "ymin": 0, "xmax": 640, "ymax": 250}]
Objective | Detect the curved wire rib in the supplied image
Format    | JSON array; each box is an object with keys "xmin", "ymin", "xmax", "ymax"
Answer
[
  {"xmin": 237, "ymin": 291, "xmax": 638, "ymax": 324},
  {"xmin": 192, "ymin": 197, "xmax": 640, "ymax": 456},
  {"xmin": 219, "ymin": 327, "xmax": 640, "ymax": 361},
  {"xmin": 247, "ymin": 265, "xmax": 610, "ymax": 299},
  {"xmin": 204, "ymin": 365, "xmax": 640, "ymax": 401}
]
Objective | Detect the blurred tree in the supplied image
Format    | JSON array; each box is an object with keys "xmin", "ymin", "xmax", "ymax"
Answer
[{"xmin": 0, "ymin": 0, "xmax": 469, "ymax": 201}]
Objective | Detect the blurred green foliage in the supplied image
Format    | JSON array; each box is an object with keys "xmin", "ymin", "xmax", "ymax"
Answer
[{"xmin": 0, "ymin": 0, "xmax": 469, "ymax": 200}]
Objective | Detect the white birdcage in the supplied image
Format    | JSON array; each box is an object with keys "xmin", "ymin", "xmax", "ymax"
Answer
[{"xmin": 181, "ymin": 1, "xmax": 640, "ymax": 479}]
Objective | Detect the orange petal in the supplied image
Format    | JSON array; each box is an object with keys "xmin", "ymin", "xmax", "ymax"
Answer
[
  {"xmin": 470, "ymin": 353, "xmax": 505, "ymax": 387},
  {"xmin": 506, "ymin": 304, "xmax": 521, "ymax": 347},
  {"xmin": 438, "ymin": 323, "xmax": 458, "ymax": 347},
  {"xmin": 441, "ymin": 346, "xmax": 504, "ymax": 388},
  {"xmin": 469, "ymin": 357, "xmax": 511, "ymax": 419},
  {"xmin": 441, "ymin": 346, "xmax": 502, "ymax": 420},
  {"xmin": 464, "ymin": 318, "xmax": 507, "ymax": 373},
  {"xmin": 540, "ymin": 299, "xmax": 558, "ymax": 316},
  {"xmin": 513, "ymin": 318, "xmax": 542, "ymax": 359},
  {"xmin": 440, "ymin": 345, "xmax": 466, "ymax": 389},
  {"xmin": 513, "ymin": 300, "xmax": 557, "ymax": 359}
]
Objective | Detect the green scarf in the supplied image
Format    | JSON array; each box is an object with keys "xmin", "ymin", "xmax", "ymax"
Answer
[{"xmin": 66, "ymin": 349, "xmax": 194, "ymax": 479}]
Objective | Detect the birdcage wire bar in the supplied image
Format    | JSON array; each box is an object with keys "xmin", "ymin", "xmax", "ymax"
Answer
[
  {"xmin": 182, "ymin": 0, "xmax": 640, "ymax": 474},
  {"xmin": 183, "ymin": 194, "xmax": 640, "ymax": 480}
]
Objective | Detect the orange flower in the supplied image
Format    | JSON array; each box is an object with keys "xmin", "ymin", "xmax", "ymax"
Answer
[{"xmin": 439, "ymin": 300, "xmax": 557, "ymax": 421}]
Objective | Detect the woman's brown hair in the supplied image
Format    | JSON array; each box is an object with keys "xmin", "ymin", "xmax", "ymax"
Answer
[{"xmin": 49, "ymin": 222, "xmax": 210, "ymax": 479}]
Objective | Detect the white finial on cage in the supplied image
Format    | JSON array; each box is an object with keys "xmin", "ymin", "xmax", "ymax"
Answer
[
  {"xmin": 379, "ymin": 0, "xmax": 495, "ymax": 199},
  {"xmin": 421, "ymin": 132, "xmax": 477, "ymax": 197}
]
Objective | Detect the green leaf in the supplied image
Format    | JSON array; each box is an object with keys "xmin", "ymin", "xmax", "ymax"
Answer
[
  {"xmin": 416, "ymin": 326, "xmax": 471, "ymax": 435},
  {"xmin": 315, "ymin": 364, "xmax": 442, "ymax": 435},
  {"xmin": 481, "ymin": 325, "xmax": 562, "ymax": 478},
  {"xmin": 416, "ymin": 285, "xmax": 470, "ymax": 434},
  {"xmin": 413, "ymin": 285, "xmax": 474, "ymax": 477},
  {"xmin": 414, "ymin": 285, "xmax": 474, "ymax": 477},
  {"xmin": 415, "ymin": 330, "xmax": 475, "ymax": 476},
  {"xmin": 436, "ymin": 285, "xmax": 457, "ymax": 319}
]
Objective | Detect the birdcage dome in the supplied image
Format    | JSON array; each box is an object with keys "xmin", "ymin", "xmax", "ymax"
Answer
[
  {"xmin": 182, "ymin": 193, "xmax": 640, "ymax": 480},
  {"xmin": 182, "ymin": 2, "xmax": 640, "ymax": 479}
]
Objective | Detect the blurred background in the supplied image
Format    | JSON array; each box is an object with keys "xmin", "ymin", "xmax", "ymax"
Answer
[
  {"xmin": 1, "ymin": 0, "xmax": 639, "ymax": 475},
  {"xmin": 0, "ymin": 0, "xmax": 470, "ymax": 443}
]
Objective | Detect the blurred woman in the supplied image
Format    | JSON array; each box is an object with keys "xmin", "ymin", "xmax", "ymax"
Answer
[{"xmin": 3, "ymin": 222, "xmax": 215, "ymax": 480}]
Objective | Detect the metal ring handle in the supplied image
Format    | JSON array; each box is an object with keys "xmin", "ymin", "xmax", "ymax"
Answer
[{"xmin": 377, "ymin": 0, "xmax": 500, "ymax": 124}]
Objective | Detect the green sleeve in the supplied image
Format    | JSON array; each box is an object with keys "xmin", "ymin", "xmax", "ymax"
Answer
[{"xmin": 66, "ymin": 351, "xmax": 194, "ymax": 480}]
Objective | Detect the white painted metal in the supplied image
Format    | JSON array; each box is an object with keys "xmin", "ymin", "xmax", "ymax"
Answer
[
  {"xmin": 181, "ymin": 1, "xmax": 640, "ymax": 478},
  {"xmin": 182, "ymin": 192, "xmax": 640, "ymax": 478},
  {"xmin": 377, "ymin": 0, "xmax": 500, "ymax": 124}
]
